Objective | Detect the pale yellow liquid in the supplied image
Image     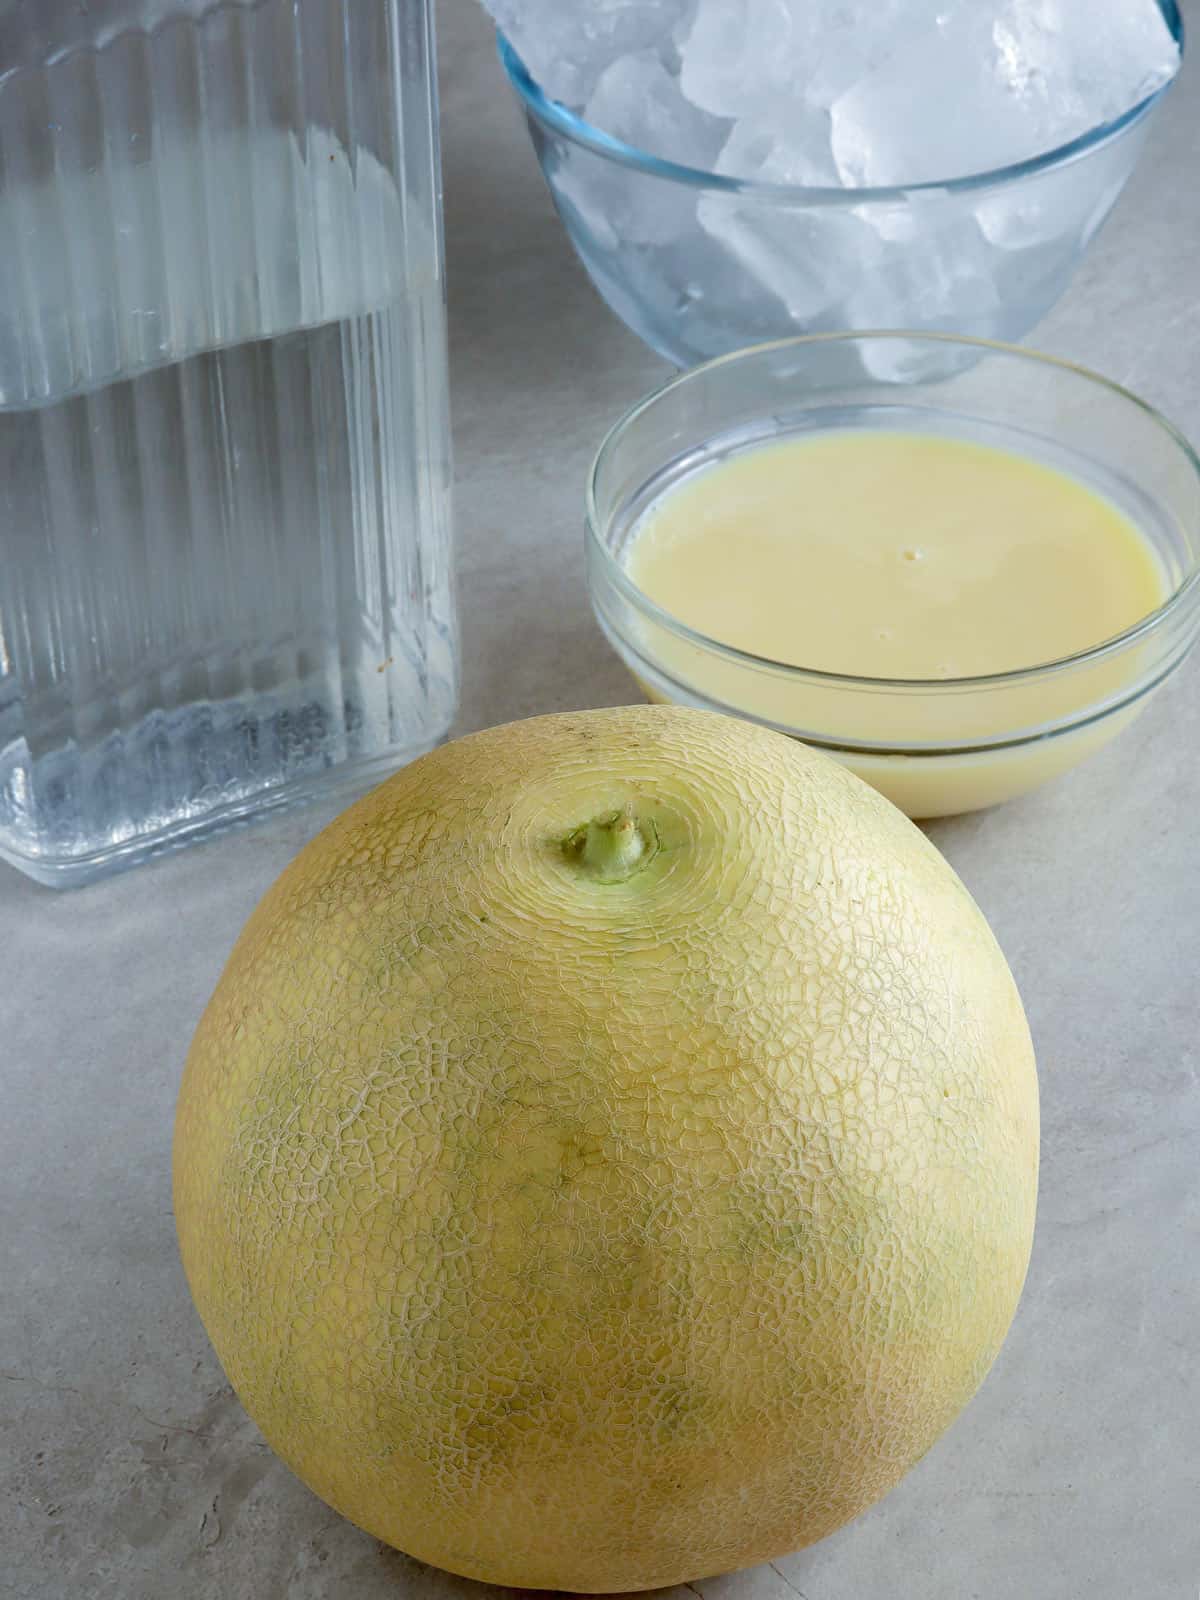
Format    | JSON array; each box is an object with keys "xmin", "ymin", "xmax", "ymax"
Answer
[{"xmin": 626, "ymin": 431, "xmax": 1169, "ymax": 817}]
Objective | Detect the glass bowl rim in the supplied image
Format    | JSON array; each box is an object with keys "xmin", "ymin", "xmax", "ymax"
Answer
[
  {"xmin": 586, "ymin": 331, "xmax": 1200, "ymax": 695},
  {"xmin": 498, "ymin": 0, "xmax": 1183, "ymax": 205}
]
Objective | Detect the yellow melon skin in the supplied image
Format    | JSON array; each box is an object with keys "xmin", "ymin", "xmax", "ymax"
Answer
[{"xmin": 173, "ymin": 706, "xmax": 1039, "ymax": 1592}]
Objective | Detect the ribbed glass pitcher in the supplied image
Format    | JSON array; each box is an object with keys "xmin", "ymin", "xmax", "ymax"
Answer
[{"xmin": 0, "ymin": 0, "xmax": 458, "ymax": 888}]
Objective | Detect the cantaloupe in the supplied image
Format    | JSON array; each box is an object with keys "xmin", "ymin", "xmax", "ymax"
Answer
[{"xmin": 174, "ymin": 706, "xmax": 1038, "ymax": 1591}]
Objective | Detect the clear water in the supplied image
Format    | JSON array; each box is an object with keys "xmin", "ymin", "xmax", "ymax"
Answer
[{"xmin": 0, "ymin": 124, "xmax": 456, "ymax": 886}]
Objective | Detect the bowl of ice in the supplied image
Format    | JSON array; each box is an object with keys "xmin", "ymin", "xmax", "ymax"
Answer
[{"xmin": 489, "ymin": 0, "xmax": 1183, "ymax": 374}]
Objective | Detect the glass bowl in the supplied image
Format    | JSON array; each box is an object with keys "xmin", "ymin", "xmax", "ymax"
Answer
[
  {"xmin": 586, "ymin": 333, "xmax": 1200, "ymax": 818},
  {"xmin": 500, "ymin": 2, "xmax": 1183, "ymax": 372}
]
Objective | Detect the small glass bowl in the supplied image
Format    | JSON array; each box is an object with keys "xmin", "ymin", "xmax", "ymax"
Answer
[
  {"xmin": 587, "ymin": 333, "xmax": 1200, "ymax": 818},
  {"xmin": 501, "ymin": 2, "xmax": 1183, "ymax": 372}
]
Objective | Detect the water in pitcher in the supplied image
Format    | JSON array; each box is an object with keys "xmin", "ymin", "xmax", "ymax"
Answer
[{"xmin": 0, "ymin": 121, "xmax": 456, "ymax": 884}]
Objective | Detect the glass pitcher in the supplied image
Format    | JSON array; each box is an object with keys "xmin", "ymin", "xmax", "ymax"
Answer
[{"xmin": 0, "ymin": 0, "xmax": 458, "ymax": 888}]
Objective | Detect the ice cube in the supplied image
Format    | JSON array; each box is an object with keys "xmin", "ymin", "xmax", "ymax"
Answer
[
  {"xmin": 800, "ymin": 0, "xmax": 951, "ymax": 112},
  {"xmin": 714, "ymin": 114, "xmax": 840, "ymax": 189},
  {"xmin": 998, "ymin": 0, "xmax": 1180, "ymax": 127},
  {"xmin": 674, "ymin": 0, "xmax": 963, "ymax": 187},
  {"xmin": 697, "ymin": 186, "xmax": 873, "ymax": 326},
  {"xmin": 678, "ymin": 0, "xmax": 949, "ymax": 124},
  {"xmin": 846, "ymin": 197, "xmax": 1004, "ymax": 377},
  {"xmin": 831, "ymin": 0, "xmax": 1179, "ymax": 188},
  {"xmin": 689, "ymin": 109, "xmax": 869, "ymax": 325},
  {"xmin": 678, "ymin": 0, "xmax": 797, "ymax": 119},
  {"xmin": 486, "ymin": 0, "xmax": 694, "ymax": 108},
  {"xmin": 975, "ymin": 132, "xmax": 1132, "ymax": 252},
  {"xmin": 577, "ymin": 221, "xmax": 796, "ymax": 366},
  {"xmin": 552, "ymin": 51, "xmax": 727, "ymax": 251},
  {"xmin": 585, "ymin": 48, "xmax": 729, "ymax": 168}
]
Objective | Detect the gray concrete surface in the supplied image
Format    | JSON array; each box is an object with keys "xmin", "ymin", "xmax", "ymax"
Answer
[{"xmin": 3, "ymin": 2, "xmax": 1198, "ymax": 1596}]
